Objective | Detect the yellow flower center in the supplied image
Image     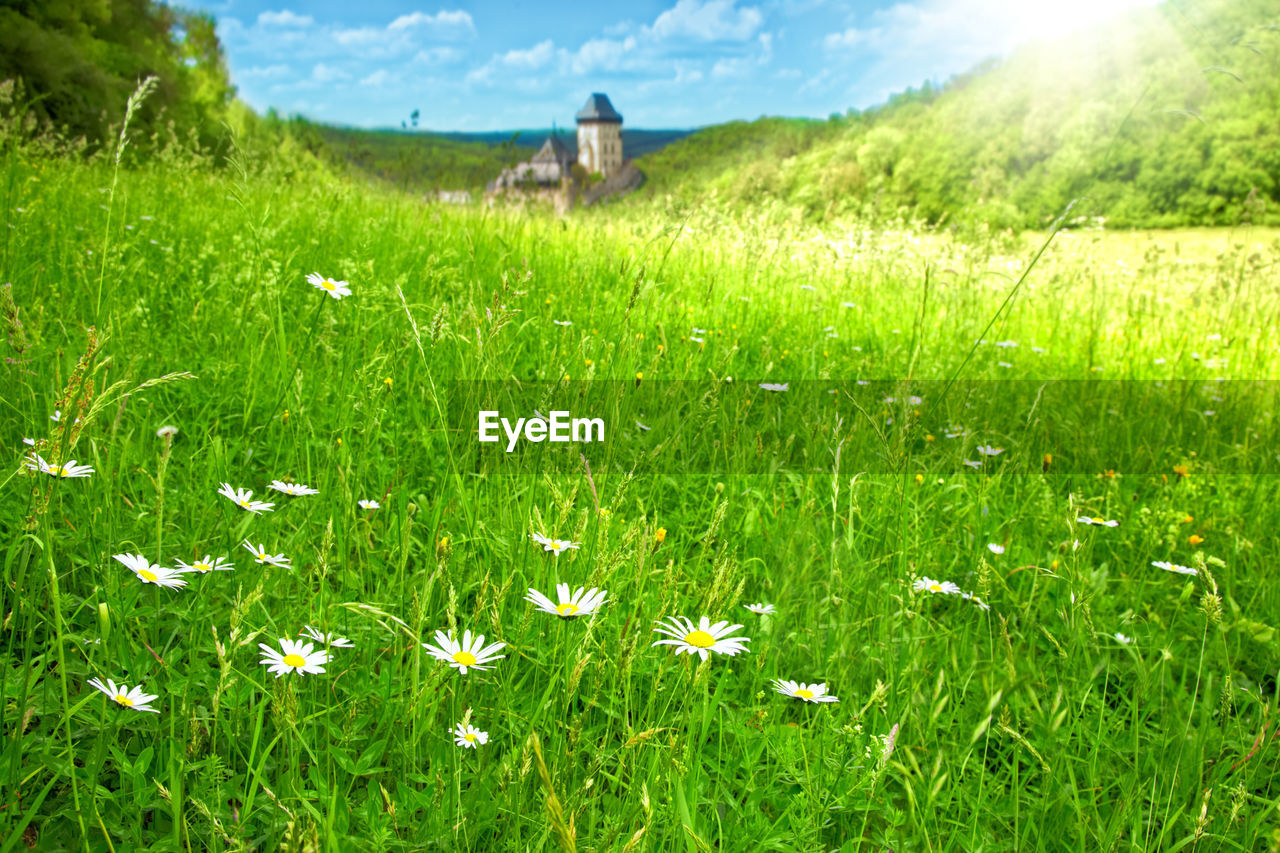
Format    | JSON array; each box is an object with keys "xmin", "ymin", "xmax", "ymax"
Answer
[
  {"xmin": 550, "ymin": 542, "xmax": 564, "ymax": 551},
  {"xmin": 794, "ymin": 688, "xmax": 814, "ymax": 699},
  {"xmin": 139, "ymin": 569, "xmax": 158, "ymax": 582},
  {"xmin": 114, "ymin": 693, "xmax": 133, "ymax": 707},
  {"xmin": 556, "ymin": 603, "xmax": 579, "ymax": 616},
  {"xmin": 464, "ymin": 733, "xmax": 477, "ymax": 742},
  {"xmin": 322, "ymin": 280, "xmax": 336, "ymax": 291},
  {"xmin": 194, "ymin": 563, "xmax": 211, "ymax": 572},
  {"xmin": 928, "ymin": 582, "xmax": 942, "ymax": 592},
  {"xmin": 684, "ymin": 630, "xmax": 716, "ymax": 649},
  {"xmin": 453, "ymin": 651, "xmax": 477, "ymax": 666},
  {"xmin": 240, "ymin": 500, "xmax": 251, "ymax": 508},
  {"xmin": 50, "ymin": 465, "xmax": 67, "ymax": 477},
  {"xmin": 1092, "ymin": 517, "xmax": 1103, "ymax": 523},
  {"xmin": 282, "ymin": 654, "xmax": 306, "ymax": 668}
]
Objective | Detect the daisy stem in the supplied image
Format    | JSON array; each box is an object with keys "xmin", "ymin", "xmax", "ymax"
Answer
[{"xmin": 43, "ymin": 528, "xmax": 90, "ymax": 851}]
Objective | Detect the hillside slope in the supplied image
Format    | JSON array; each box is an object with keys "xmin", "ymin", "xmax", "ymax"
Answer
[{"xmin": 635, "ymin": 0, "xmax": 1280, "ymax": 228}]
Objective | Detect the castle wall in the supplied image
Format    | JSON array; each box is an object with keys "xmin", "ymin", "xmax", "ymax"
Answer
[{"xmin": 577, "ymin": 122, "xmax": 623, "ymax": 177}]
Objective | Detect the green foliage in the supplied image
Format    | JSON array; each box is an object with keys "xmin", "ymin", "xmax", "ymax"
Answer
[
  {"xmin": 0, "ymin": 0, "xmax": 235, "ymax": 157},
  {"xmin": 635, "ymin": 0, "xmax": 1280, "ymax": 229}
]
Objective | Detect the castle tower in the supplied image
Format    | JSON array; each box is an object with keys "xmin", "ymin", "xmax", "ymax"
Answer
[{"xmin": 575, "ymin": 93, "xmax": 623, "ymax": 178}]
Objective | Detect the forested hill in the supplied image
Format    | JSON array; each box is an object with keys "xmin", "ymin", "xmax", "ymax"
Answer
[{"xmin": 634, "ymin": 0, "xmax": 1280, "ymax": 228}]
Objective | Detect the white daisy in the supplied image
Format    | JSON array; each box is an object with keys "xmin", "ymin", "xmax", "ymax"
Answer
[
  {"xmin": 770, "ymin": 679, "xmax": 839, "ymax": 704},
  {"xmin": 26, "ymin": 455, "xmax": 94, "ymax": 478},
  {"xmin": 743, "ymin": 603, "xmax": 775, "ymax": 615},
  {"xmin": 963, "ymin": 460, "xmax": 982, "ymax": 469},
  {"xmin": 1077, "ymin": 516, "xmax": 1119, "ymax": 527},
  {"xmin": 1115, "ymin": 633, "xmax": 1133, "ymax": 644},
  {"xmin": 306, "ymin": 272, "xmax": 351, "ymax": 299},
  {"xmin": 22, "ymin": 437, "xmax": 35, "ymax": 446},
  {"xmin": 651, "ymin": 616, "xmax": 750, "ymax": 661},
  {"xmin": 50, "ymin": 410, "xmax": 62, "ymax": 422},
  {"xmin": 114, "ymin": 553, "xmax": 187, "ymax": 589},
  {"xmin": 453, "ymin": 722, "xmax": 489, "ymax": 748},
  {"xmin": 758, "ymin": 383, "xmax": 789, "ymax": 392},
  {"xmin": 525, "ymin": 584, "xmax": 608, "ymax": 618},
  {"xmin": 156, "ymin": 425, "xmax": 178, "ymax": 439},
  {"xmin": 422, "ymin": 629, "xmax": 506, "ymax": 674},
  {"xmin": 300, "ymin": 625, "xmax": 354, "ymax": 648},
  {"xmin": 86, "ymin": 677, "xmax": 159, "ymax": 713},
  {"xmin": 913, "ymin": 577, "xmax": 961, "ymax": 595},
  {"xmin": 175, "ymin": 555, "xmax": 233, "ymax": 574},
  {"xmin": 217, "ymin": 483, "xmax": 274, "ymax": 513},
  {"xmin": 960, "ymin": 592, "xmax": 992, "ymax": 612},
  {"xmin": 358, "ymin": 499, "xmax": 380, "ymax": 510},
  {"xmin": 975, "ymin": 445, "xmax": 1004, "ymax": 456},
  {"xmin": 1152, "ymin": 560, "xmax": 1197, "ymax": 576},
  {"xmin": 241, "ymin": 540, "xmax": 291, "ymax": 569},
  {"xmin": 553, "ymin": 319, "xmax": 573, "ymax": 326},
  {"xmin": 987, "ymin": 543, "xmax": 1005, "ymax": 555},
  {"xmin": 531, "ymin": 533, "xmax": 580, "ymax": 555},
  {"xmin": 267, "ymin": 480, "xmax": 319, "ymax": 496},
  {"xmin": 258, "ymin": 638, "xmax": 328, "ymax": 677}
]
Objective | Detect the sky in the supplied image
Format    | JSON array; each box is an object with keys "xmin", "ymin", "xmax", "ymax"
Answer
[{"xmin": 183, "ymin": 0, "xmax": 1161, "ymax": 131}]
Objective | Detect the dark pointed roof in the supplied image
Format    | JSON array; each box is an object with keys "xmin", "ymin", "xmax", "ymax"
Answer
[
  {"xmin": 575, "ymin": 93, "xmax": 622, "ymax": 124},
  {"xmin": 532, "ymin": 135, "xmax": 573, "ymax": 166}
]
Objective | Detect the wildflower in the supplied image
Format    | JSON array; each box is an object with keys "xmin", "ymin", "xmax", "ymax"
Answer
[
  {"xmin": 241, "ymin": 540, "xmax": 291, "ymax": 569},
  {"xmin": 915, "ymin": 473, "xmax": 925, "ymax": 484},
  {"xmin": 1188, "ymin": 534, "xmax": 1205, "ymax": 546},
  {"xmin": 267, "ymin": 480, "xmax": 319, "ymax": 496},
  {"xmin": 86, "ymin": 677, "xmax": 159, "ymax": 713},
  {"xmin": 770, "ymin": 679, "xmax": 838, "ymax": 703},
  {"xmin": 553, "ymin": 319, "xmax": 572, "ymax": 326},
  {"xmin": 743, "ymin": 603, "xmax": 775, "ymax": 615},
  {"xmin": 531, "ymin": 532, "xmax": 580, "ymax": 555},
  {"xmin": 987, "ymin": 543, "xmax": 1005, "ymax": 555},
  {"xmin": 975, "ymin": 445, "xmax": 1004, "ymax": 456},
  {"xmin": 651, "ymin": 616, "xmax": 750, "ymax": 661},
  {"xmin": 22, "ymin": 437, "xmax": 34, "ymax": 446},
  {"xmin": 1077, "ymin": 516, "xmax": 1119, "ymax": 527},
  {"xmin": 654, "ymin": 527, "xmax": 666, "ymax": 544},
  {"xmin": 453, "ymin": 722, "xmax": 489, "ymax": 749},
  {"xmin": 961, "ymin": 592, "xmax": 992, "ymax": 611},
  {"xmin": 26, "ymin": 455, "xmax": 94, "ymax": 478},
  {"xmin": 758, "ymin": 383, "xmax": 788, "ymax": 392},
  {"xmin": 690, "ymin": 336, "xmax": 705, "ymax": 343},
  {"xmin": 156, "ymin": 425, "xmax": 178, "ymax": 439},
  {"xmin": 258, "ymin": 638, "xmax": 328, "ymax": 677},
  {"xmin": 306, "ymin": 272, "xmax": 351, "ymax": 299},
  {"xmin": 358, "ymin": 499, "xmax": 380, "ymax": 510},
  {"xmin": 963, "ymin": 460, "xmax": 982, "ymax": 469},
  {"xmin": 217, "ymin": 483, "xmax": 274, "ymax": 513},
  {"xmin": 114, "ymin": 553, "xmax": 187, "ymax": 589},
  {"xmin": 525, "ymin": 584, "xmax": 608, "ymax": 618},
  {"xmin": 422, "ymin": 629, "xmax": 506, "ymax": 674},
  {"xmin": 913, "ymin": 577, "xmax": 961, "ymax": 595},
  {"xmin": 50, "ymin": 410, "xmax": 62, "ymax": 422},
  {"xmin": 996, "ymin": 340, "xmax": 1018, "ymax": 348},
  {"xmin": 1152, "ymin": 560, "xmax": 1197, "ymax": 576},
  {"xmin": 300, "ymin": 625, "xmax": 354, "ymax": 648},
  {"xmin": 175, "ymin": 555, "xmax": 233, "ymax": 574},
  {"xmin": 1115, "ymin": 633, "xmax": 1133, "ymax": 645}
]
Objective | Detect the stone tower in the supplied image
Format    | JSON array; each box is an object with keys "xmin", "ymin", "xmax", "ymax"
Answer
[{"xmin": 575, "ymin": 93, "xmax": 623, "ymax": 178}]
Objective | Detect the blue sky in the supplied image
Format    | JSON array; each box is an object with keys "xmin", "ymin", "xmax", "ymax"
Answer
[{"xmin": 185, "ymin": 0, "xmax": 1159, "ymax": 130}]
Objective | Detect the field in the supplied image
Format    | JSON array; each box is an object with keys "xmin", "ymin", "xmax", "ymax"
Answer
[{"xmin": 3, "ymin": 139, "xmax": 1280, "ymax": 852}]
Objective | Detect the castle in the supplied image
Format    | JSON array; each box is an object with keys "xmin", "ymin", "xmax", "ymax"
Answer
[{"xmin": 490, "ymin": 93, "xmax": 624, "ymax": 190}]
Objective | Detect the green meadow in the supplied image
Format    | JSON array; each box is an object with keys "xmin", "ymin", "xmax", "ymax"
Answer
[{"xmin": 3, "ymin": 124, "xmax": 1280, "ymax": 852}]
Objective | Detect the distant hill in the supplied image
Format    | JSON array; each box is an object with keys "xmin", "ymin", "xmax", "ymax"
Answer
[
  {"xmin": 634, "ymin": 0, "xmax": 1280, "ymax": 228},
  {"xmin": 430, "ymin": 128, "xmax": 696, "ymax": 160}
]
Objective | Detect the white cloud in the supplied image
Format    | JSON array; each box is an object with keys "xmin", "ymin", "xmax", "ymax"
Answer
[
  {"xmin": 359, "ymin": 69, "xmax": 393, "ymax": 87},
  {"xmin": 311, "ymin": 63, "xmax": 349, "ymax": 83},
  {"xmin": 567, "ymin": 36, "xmax": 638, "ymax": 75},
  {"xmin": 257, "ymin": 9, "xmax": 314, "ymax": 27},
  {"xmin": 414, "ymin": 46, "xmax": 463, "ymax": 64},
  {"xmin": 502, "ymin": 39, "xmax": 555, "ymax": 69},
  {"xmin": 388, "ymin": 10, "xmax": 475, "ymax": 34},
  {"xmin": 650, "ymin": 0, "xmax": 763, "ymax": 42},
  {"xmin": 238, "ymin": 63, "xmax": 292, "ymax": 80}
]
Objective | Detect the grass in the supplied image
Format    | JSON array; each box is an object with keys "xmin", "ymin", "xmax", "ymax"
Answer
[{"xmin": 2, "ymin": 139, "xmax": 1279, "ymax": 852}]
